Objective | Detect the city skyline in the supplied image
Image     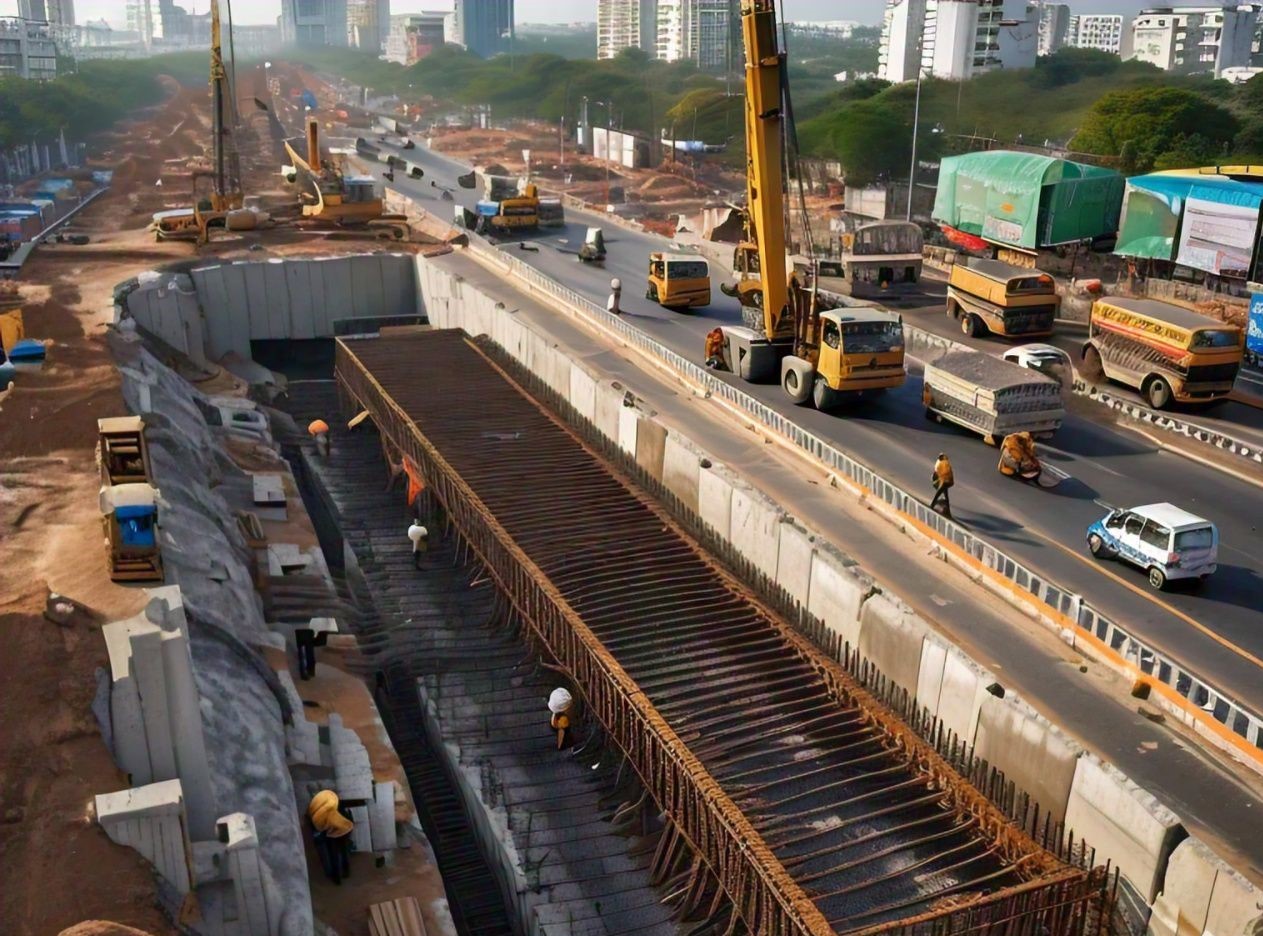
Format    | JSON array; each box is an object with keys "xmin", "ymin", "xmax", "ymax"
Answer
[{"xmin": 0, "ymin": 0, "xmax": 1167, "ymax": 28}]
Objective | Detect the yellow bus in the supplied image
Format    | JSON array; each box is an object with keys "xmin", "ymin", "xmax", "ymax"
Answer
[
  {"xmin": 1083, "ymin": 296, "xmax": 1243, "ymax": 409},
  {"xmin": 946, "ymin": 258, "xmax": 1060, "ymax": 339},
  {"xmin": 647, "ymin": 253, "xmax": 711, "ymax": 309}
]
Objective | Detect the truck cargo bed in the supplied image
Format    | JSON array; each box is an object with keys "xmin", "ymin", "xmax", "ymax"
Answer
[{"xmin": 923, "ymin": 350, "xmax": 1064, "ymax": 442}]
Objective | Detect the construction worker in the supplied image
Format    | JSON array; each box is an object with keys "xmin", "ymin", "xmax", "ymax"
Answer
[
  {"xmin": 607, "ymin": 277, "xmax": 622, "ymax": 316},
  {"xmin": 307, "ymin": 790, "xmax": 354, "ymax": 884},
  {"xmin": 407, "ymin": 521, "xmax": 428, "ymax": 568},
  {"xmin": 704, "ymin": 327, "xmax": 724, "ymax": 369},
  {"xmin": 548, "ymin": 687, "xmax": 573, "ymax": 750},
  {"xmin": 930, "ymin": 452, "xmax": 954, "ymax": 519},
  {"xmin": 308, "ymin": 419, "xmax": 330, "ymax": 458},
  {"xmin": 295, "ymin": 624, "xmax": 317, "ymax": 680}
]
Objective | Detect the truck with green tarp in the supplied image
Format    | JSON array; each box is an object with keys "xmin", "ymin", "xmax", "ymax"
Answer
[{"xmin": 932, "ymin": 150, "xmax": 1125, "ymax": 253}]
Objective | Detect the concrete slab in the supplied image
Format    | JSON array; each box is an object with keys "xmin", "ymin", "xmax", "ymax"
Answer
[{"xmin": 973, "ymin": 693, "xmax": 1082, "ymax": 823}]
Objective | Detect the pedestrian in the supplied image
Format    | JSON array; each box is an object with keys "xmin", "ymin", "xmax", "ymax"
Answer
[
  {"xmin": 295, "ymin": 624, "xmax": 317, "ymax": 680},
  {"xmin": 407, "ymin": 520, "xmax": 428, "ymax": 568},
  {"xmin": 307, "ymin": 790, "xmax": 354, "ymax": 884},
  {"xmin": 308, "ymin": 419, "xmax": 330, "ymax": 458},
  {"xmin": 548, "ymin": 687, "xmax": 573, "ymax": 750},
  {"xmin": 930, "ymin": 452, "xmax": 954, "ymax": 519},
  {"xmin": 704, "ymin": 327, "xmax": 724, "ymax": 369},
  {"xmin": 607, "ymin": 277, "xmax": 622, "ymax": 316}
]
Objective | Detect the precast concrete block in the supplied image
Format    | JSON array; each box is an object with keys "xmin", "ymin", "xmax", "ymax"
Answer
[
  {"xmin": 775, "ymin": 521, "xmax": 815, "ymax": 610},
  {"xmin": 220, "ymin": 812, "xmax": 274, "ymax": 936},
  {"xmin": 241, "ymin": 261, "xmax": 270, "ymax": 340},
  {"xmin": 1203, "ymin": 854, "xmax": 1263, "ymax": 936},
  {"xmin": 593, "ymin": 381, "xmax": 625, "ymax": 446},
  {"xmin": 496, "ymin": 311, "xmax": 529, "ymax": 365},
  {"xmin": 96, "ymin": 779, "xmax": 192, "ymax": 894},
  {"xmin": 568, "ymin": 365, "xmax": 598, "ymax": 425},
  {"xmin": 155, "ymin": 611, "xmax": 216, "ymax": 840},
  {"xmin": 1148, "ymin": 838, "xmax": 1226, "ymax": 936},
  {"xmin": 617, "ymin": 405, "xmax": 639, "ymax": 458},
  {"xmin": 697, "ymin": 462, "xmax": 734, "ymax": 540},
  {"xmin": 369, "ymin": 781, "xmax": 398, "ymax": 852},
  {"xmin": 729, "ymin": 485, "xmax": 782, "ymax": 581},
  {"xmin": 933, "ymin": 647, "xmax": 993, "ymax": 745},
  {"xmin": 284, "ymin": 261, "xmax": 316, "ymax": 340},
  {"xmin": 662, "ymin": 432, "xmax": 703, "ymax": 516},
  {"xmin": 131, "ymin": 626, "xmax": 177, "ymax": 782},
  {"xmin": 1064, "ymin": 754, "xmax": 1184, "ymax": 904},
  {"xmin": 103, "ymin": 618, "xmax": 151, "ymax": 785},
  {"xmin": 381, "ymin": 254, "xmax": 415, "ymax": 316},
  {"xmin": 222, "ymin": 262, "xmax": 251, "ymax": 342},
  {"xmin": 916, "ymin": 637, "xmax": 948, "ymax": 718},
  {"xmin": 973, "ymin": 693, "xmax": 1082, "ymax": 823},
  {"xmin": 263, "ymin": 259, "xmax": 290, "ymax": 340},
  {"xmin": 857, "ymin": 594, "xmax": 929, "ymax": 698},
  {"xmin": 807, "ymin": 545, "xmax": 867, "ymax": 649},
  {"xmin": 543, "ymin": 343, "xmax": 573, "ymax": 399},
  {"xmin": 635, "ymin": 417, "xmax": 667, "ymax": 482}
]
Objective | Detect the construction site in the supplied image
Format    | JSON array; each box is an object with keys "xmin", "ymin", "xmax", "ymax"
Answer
[{"xmin": 5, "ymin": 5, "xmax": 1263, "ymax": 936}]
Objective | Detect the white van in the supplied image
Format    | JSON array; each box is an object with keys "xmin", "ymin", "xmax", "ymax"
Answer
[{"xmin": 1086, "ymin": 503, "xmax": 1218, "ymax": 590}]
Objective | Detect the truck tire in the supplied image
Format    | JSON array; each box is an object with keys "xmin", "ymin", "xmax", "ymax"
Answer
[
  {"xmin": 646, "ymin": 284, "xmax": 658, "ymax": 302},
  {"xmin": 1081, "ymin": 346, "xmax": 1105, "ymax": 382},
  {"xmin": 813, "ymin": 376, "xmax": 841, "ymax": 410},
  {"xmin": 961, "ymin": 314, "xmax": 983, "ymax": 338},
  {"xmin": 1144, "ymin": 376, "xmax": 1172, "ymax": 410}
]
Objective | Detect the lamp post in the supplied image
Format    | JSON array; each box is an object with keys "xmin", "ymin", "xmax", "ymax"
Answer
[{"xmin": 906, "ymin": 69, "xmax": 923, "ymax": 222}]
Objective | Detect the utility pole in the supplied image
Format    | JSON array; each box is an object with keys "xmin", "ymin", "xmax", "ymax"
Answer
[{"xmin": 906, "ymin": 69, "xmax": 923, "ymax": 222}]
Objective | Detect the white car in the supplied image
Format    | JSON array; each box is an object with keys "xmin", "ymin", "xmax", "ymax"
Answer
[
  {"xmin": 1086, "ymin": 502, "xmax": 1218, "ymax": 589},
  {"xmin": 1002, "ymin": 343, "xmax": 1072, "ymax": 380}
]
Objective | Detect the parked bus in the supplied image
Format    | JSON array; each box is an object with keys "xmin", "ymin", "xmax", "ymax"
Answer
[
  {"xmin": 946, "ymin": 258, "xmax": 1059, "ymax": 339},
  {"xmin": 1083, "ymin": 296, "xmax": 1243, "ymax": 409}
]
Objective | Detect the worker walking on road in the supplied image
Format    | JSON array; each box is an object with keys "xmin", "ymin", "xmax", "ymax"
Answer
[
  {"xmin": 930, "ymin": 452, "xmax": 954, "ymax": 519},
  {"xmin": 407, "ymin": 521, "xmax": 428, "ymax": 568},
  {"xmin": 548, "ymin": 687, "xmax": 573, "ymax": 750},
  {"xmin": 307, "ymin": 790, "xmax": 354, "ymax": 884}
]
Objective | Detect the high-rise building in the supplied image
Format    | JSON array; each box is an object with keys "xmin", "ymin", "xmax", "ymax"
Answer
[
  {"xmin": 20, "ymin": 0, "xmax": 73, "ymax": 26},
  {"xmin": 385, "ymin": 12, "xmax": 447, "ymax": 64},
  {"xmin": 879, "ymin": 0, "xmax": 1036, "ymax": 82},
  {"xmin": 281, "ymin": 0, "xmax": 349, "ymax": 48},
  {"xmin": 126, "ymin": 0, "xmax": 193, "ymax": 47},
  {"xmin": 1067, "ymin": 13, "xmax": 1127, "ymax": 55},
  {"xmin": 597, "ymin": 0, "xmax": 656, "ymax": 59},
  {"xmin": 653, "ymin": 0, "xmax": 734, "ymax": 68},
  {"xmin": 451, "ymin": 0, "xmax": 512, "ymax": 58},
  {"xmin": 347, "ymin": 0, "xmax": 388, "ymax": 51},
  {"xmin": 1036, "ymin": 2, "xmax": 1070, "ymax": 55},
  {"xmin": 1130, "ymin": 5, "xmax": 1255, "ymax": 76},
  {"xmin": 0, "ymin": 15, "xmax": 57, "ymax": 79}
]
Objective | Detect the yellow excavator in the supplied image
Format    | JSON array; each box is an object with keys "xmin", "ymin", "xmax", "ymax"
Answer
[
  {"xmin": 713, "ymin": 1, "xmax": 906, "ymax": 409},
  {"xmin": 152, "ymin": 0, "xmax": 243, "ymax": 243},
  {"xmin": 283, "ymin": 117, "xmax": 410, "ymax": 239}
]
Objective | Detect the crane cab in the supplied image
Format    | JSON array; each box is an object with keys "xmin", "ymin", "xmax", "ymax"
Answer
[
  {"xmin": 647, "ymin": 253, "xmax": 711, "ymax": 310},
  {"xmin": 781, "ymin": 307, "xmax": 906, "ymax": 409}
]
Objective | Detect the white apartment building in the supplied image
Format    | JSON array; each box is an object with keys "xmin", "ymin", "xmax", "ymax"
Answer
[
  {"xmin": 597, "ymin": 0, "xmax": 656, "ymax": 59},
  {"xmin": 1067, "ymin": 13, "xmax": 1128, "ymax": 54},
  {"xmin": 597, "ymin": 1, "xmax": 732, "ymax": 69},
  {"xmin": 346, "ymin": 0, "xmax": 388, "ymax": 51},
  {"xmin": 1036, "ymin": 2, "xmax": 1071, "ymax": 54},
  {"xmin": 879, "ymin": 0, "xmax": 1037, "ymax": 82},
  {"xmin": 1130, "ymin": 5, "xmax": 1256, "ymax": 76}
]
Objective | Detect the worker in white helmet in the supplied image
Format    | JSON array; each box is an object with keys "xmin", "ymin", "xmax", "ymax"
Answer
[
  {"xmin": 548, "ymin": 687, "xmax": 574, "ymax": 750},
  {"xmin": 407, "ymin": 520, "xmax": 428, "ymax": 568}
]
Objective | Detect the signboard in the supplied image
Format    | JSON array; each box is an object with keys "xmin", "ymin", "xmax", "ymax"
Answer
[
  {"xmin": 1248, "ymin": 292, "xmax": 1263, "ymax": 355},
  {"xmin": 982, "ymin": 215, "xmax": 1025, "ymax": 246},
  {"xmin": 1175, "ymin": 196, "xmax": 1258, "ymax": 277}
]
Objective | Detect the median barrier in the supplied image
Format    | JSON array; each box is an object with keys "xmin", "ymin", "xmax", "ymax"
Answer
[
  {"xmin": 973, "ymin": 693, "xmax": 1083, "ymax": 823},
  {"xmin": 729, "ymin": 485, "xmax": 783, "ymax": 582},
  {"xmin": 775, "ymin": 520, "xmax": 816, "ymax": 609},
  {"xmin": 617, "ymin": 402, "xmax": 639, "ymax": 459},
  {"xmin": 697, "ymin": 460, "xmax": 735, "ymax": 538},
  {"xmin": 932, "ymin": 646, "xmax": 994, "ymax": 744},
  {"xmin": 1064, "ymin": 754, "xmax": 1184, "ymax": 904},
  {"xmin": 568, "ymin": 363, "xmax": 597, "ymax": 424},
  {"xmin": 857, "ymin": 593, "xmax": 930, "ymax": 700},
  {"xmin": 1149, "ymin": 837, "xmax": 1263, "ymax": 936},
  {"xmin": 806, "ymin": 546, "xmax": 869, "ymax": 649},
  {"xmin": 593, "ymin": 378, "xmax": 627, "ymax": 444},
  {"xmin": 635, "ymin": 415, "xmax": 668, "ymax": 481},
  {"xmin": 662, "ymin": 432, "xmax": 703, "ymax": 515}
]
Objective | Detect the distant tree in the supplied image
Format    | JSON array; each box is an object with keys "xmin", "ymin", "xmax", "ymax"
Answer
[
  {"xmin": 1031, "ymin": 47, "xmax": 1122, "ymax": 88},
  {"xmin": 1071, "ymin": 86, "xmax": 1237, "ymax": 173}
]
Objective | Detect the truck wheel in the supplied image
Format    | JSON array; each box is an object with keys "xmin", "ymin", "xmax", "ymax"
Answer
[
  {"xmin": 961, "ymin": 314, "xmax": 982, "ymax": 337},
  {"xmin": 1088, "ymin": 534, "xmax": 1106, "ymax": 558},
  {"xmin": 1144, "ymin": 376, "xmax": 1172, "ymax": 410},
  {"xmin": 813, "ymin": 376, "xmax": 840, "ymax": 410},
  {"xmin": 646, "ymin": 284, "xmax": 658, "ymax": 302},
  {"xmin": 946, "ymin": 298, "xmax": 959, "ymax": 320},
  {"xmin": 1148, "ymin": 567, "xmax": 1167, "ymax": 590},
  {"xmin": 783, "ymin": 368, "xmax": 801, "ymax": 396},
  {"xmin": 1082, "ymin": 346, "xmax": 1105, "ymax": 382}
]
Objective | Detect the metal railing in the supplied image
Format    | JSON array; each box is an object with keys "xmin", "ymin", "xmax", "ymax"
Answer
[{"xmin": 462, "ymin": 237, "xmax": 1263, "ymax": 770}]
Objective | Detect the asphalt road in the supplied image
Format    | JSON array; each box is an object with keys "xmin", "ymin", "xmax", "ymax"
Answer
[{"xmin": 368, "ymin": 134, "xmax": 1263, "ymax": 718}]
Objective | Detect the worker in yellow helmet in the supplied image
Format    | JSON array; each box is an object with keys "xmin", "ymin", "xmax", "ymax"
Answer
[{"xmin": 307, "ymin": 789, "xmax": 354, "ymax": 884}]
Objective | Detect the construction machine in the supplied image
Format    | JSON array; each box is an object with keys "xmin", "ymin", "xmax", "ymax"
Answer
[
  {"xmin": 152, "ymin": 0, "xmax": 243, "ymax": 244},
  {"xmin": 283, "ymin": 117, "xmax": 409, "ymax": 239},
  {"xmin": 713, "ymin": 1, "xmax": 905, "ymax": 409}
]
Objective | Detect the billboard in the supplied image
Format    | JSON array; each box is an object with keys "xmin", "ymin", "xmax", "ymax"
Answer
[{"xmin": 1175, "ymin": 196, "xmax": 1259, "ymax": 277}]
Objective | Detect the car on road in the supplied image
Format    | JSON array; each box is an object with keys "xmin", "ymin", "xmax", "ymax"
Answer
[
  {"xmin": 1001, "ymin": 343, "xmax": 1072, "ymax": 384},
  {"xmin": 1086, "ymin": 503, "xmax": 1218, "ymax": 590}
]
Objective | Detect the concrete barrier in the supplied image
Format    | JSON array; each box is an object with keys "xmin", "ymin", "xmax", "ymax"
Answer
[
  {"xmin": 1149, "ymin": 837, "xmax": 1263, "ymax": 936},
  {"xmin": 857, "ymin": 593, "xmax": 929, "ymax": 698},
  {"xmin": 593, "ymin": 379, "xmax": 626, "ymax": 444},
  {"xmin": 729, "ymin": 484, "xmax": 783, "ymax": 581},
  {"xmin": 568, "ymin": 363, "xmax": 597, "ymax": 425},
  {"xmin": 698, "ymin": 460, "xmax": 735, "ymax": 539},
  {"xmin": 95, "ymin": 779, "xmax": 194, "ymax": 895},
  {"xmin": 973, "ymin": 693, "xmax": 1082, "ymax": 823},
  {"xmin": 1064, "ymin": 754, "xmax": 1184, "ymax": 904},
  {"xmin": 775, "ymin": 520, "xmax": 816, "ymax": 610},
  {"xmin": 662, "ymin": 432, "xmax": 703, "ymax": 515},
  {"xmin": 931, "ymin": 646, "xmax": 994, "ymax": 744},
  {"xmin": 806, "ymin": 546, "xmax": 868, "ymax": 649},
  {"xmin": 635, "ymin": 417, "xmax": 668, "ymax": 482}
]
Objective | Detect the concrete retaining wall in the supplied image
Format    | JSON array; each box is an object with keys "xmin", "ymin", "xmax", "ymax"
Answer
[
  {"xmin": 973, "ymin": 693, "xmax": 1082, "ymax": 824},
  {"xmin": 1149, "ymin": 837, "xmax": 1263, "ymax": 936}
]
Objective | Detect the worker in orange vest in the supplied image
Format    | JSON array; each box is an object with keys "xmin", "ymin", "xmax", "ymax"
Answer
[
  {"xmin": 930, "ymin": 452, "xmax": 954, "ymax": 519},
  {"xmin": 548, "ymin": 687, "xmax": 573, "ymax": 750}
]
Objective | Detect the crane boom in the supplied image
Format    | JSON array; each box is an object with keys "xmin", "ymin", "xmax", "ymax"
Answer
[{"xmin": 737, "ymin": 0, "xmax": 790, "ymax": 339}]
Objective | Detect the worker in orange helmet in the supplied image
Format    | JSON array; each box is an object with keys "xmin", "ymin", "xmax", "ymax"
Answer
[
  {"xmin": 308, "ymin": 419, "xmax": 330, "ymax": 458},
  {"xmin": 704, "ymin": 327, "xmax": 724, "ymax": 369},
  {"xmin": 307, "ymin": 789, "xmax": 354, "ymax": 884}
]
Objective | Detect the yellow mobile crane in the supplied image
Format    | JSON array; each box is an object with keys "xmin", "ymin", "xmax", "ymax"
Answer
[
  {"xmin": 153, "ymin": 0, "xmax": 243, "ymax": 243},
  {"xmin": 715, "ymin": 1, "xmax": 906, "ymax": 409}
]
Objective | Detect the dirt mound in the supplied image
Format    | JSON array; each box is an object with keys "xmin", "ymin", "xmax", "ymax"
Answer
[{"xmin": 59, "ymin": 924, "xmax": 158, "ymax": 936}]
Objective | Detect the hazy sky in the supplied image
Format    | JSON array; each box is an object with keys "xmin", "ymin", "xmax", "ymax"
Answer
[{"xmin": 1, "ymin": 0, "xmax": 1166, "ymax": 28}]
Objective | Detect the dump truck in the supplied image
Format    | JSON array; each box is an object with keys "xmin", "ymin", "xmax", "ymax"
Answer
[{"xmin": 922, "ymin": 350, "xmax": 1064, "ymax": 444}]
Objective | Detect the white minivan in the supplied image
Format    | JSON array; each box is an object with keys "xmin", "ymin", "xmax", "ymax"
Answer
[{"xmin": 1086, "ymin": 503, "xmax": 1218, "ymax": 590}]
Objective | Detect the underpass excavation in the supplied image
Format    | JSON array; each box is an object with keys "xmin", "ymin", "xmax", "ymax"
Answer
[{"xmin": 334, "ymin": 328, "xmax": 1115, "ymax": 936}]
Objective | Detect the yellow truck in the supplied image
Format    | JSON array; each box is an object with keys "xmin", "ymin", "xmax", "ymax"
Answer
[
  {"xmin": 946, "ymin": 258, "xmax": 1059, "ymax": 339},
  {"xmin": 647, "ymin": 254, "xmax": 711, "ymax": 309}
]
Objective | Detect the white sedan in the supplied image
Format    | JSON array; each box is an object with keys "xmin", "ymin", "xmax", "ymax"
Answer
[{"xmin": 1002, "ymin": 343, "xmax": 1072, "ymax": 387}]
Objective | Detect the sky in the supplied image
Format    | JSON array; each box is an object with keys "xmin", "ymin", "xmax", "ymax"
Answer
[{"xmin": 0, "ymin": 0, "xmax": 1167, "ymax": 29}]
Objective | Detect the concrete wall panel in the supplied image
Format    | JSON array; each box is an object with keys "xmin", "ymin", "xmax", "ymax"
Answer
[
  {"xmin": 263, "ymin": 260, "xmax": 290, "ymax": 340},
  {"xmin": 350, "ymin": 255, "xmax": 386, "ymax": 319},
  {"xmin": 697, "ymin": 464, "xmax": 734, "ymax": 540},
  {"xmin": 730, "ymin": 486, "xmax": 781, "ymax": 580},
  {"xmin": 662, "ymin": 433, "xmax": 702, "ymax": 515},
  {"xmin": 1149, "ymin": 838, "xmax": 1223, "ymax": 936},
  {"xmin": 617, "ymin": 405, "xmax": 639, "ymax": 458},
  {"xmin": 593, "ymin": 381, "xmax": 625, "ymax": 446},
  {"xmin": 569, "ymin": 366, "xmax": 598, "ymax": 425},
  {"xmin": 807, "ymin": 547, "xmax": 867, "ymax": 649},
  {"xmin": 380, "ymin": 253, "xmax": 414, "ymax": 315},
  {"xmin": 193, "ymin": 266, "xmax": 232, "ymax": 360},
  {"xmin": 241, "ymin": 262, "xmax": 269, "ymax": 344},
  {"xmin": 285, "ymin": 262, "xmax": 316, "ymax": 340},
  {"xmin": 973, "ymin": 694, "xmax": 1081, "ymax": 823},
  {"xmin": 857, "ymin": 594, "xmax": 928, "ymax": 697},
  {"xmin": 916, "ymin": 638, "xmax": 948, "ymax": 718},
  {"xmin": 635, "ymin": 417, "xmax": 667, "ymax": 482},
  {"xmin": 934, "ymin": 649, "xmax": 992, "ymax": 744},
  {"xmin": 222, "ymin": 262, "xmax": 251, "ymax": 340},
  {"xmin": 321, "ymin": 257, "xmax": 354, "ymax": 334},
  {"xmin": 1064, "ymin": 754, "xmax": 1183, "ymax": 903},
  {"xmin": 776, "ymin": 521, "xmax": 815, "ymax": 609}
]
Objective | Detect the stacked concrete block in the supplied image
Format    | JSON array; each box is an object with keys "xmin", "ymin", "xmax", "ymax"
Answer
[
  {"xmin": 102, "ymin": 587, "xmax": 217, "ymax": 839},
  {"xmin": 330, "ymin": 713, "xmax": 375, "ymax": 802},
  {"xmin": 916, "ymin": 641, "xmax": 992, "ymax": 743},
  {"xmin": 857, "ymin": 593, "xmax": 930, "ymax": 699},
  {"xmin": 806, "ymin": 545, "xmax": 869, "ymax": 650},
  {"xmin": 218, "ymin": 813, "xmax": 276, "ymax": 936},
  {"xmin": 95, "ymin": 779, "xmax": 194, "ymax": 894},
  {"xmin": 1064, "ymin": 755, "xmax": 1184, "ymax": 904},
  {"xmin": 1149, "ymin": 837, "xmax": 1263, "ymax": 936},
  {"xmin": 973, "ymin": 693, "xmax": 1083, "ymax": 824},
  {"xmin": 367, "ymin": 781, "xmax": 399, "ymax": 853}
]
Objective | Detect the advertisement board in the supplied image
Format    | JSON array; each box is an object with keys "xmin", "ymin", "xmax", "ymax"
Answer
[{"xmin": 1175, "ymin": 196, "xmax": 1259, "ymax": 277}]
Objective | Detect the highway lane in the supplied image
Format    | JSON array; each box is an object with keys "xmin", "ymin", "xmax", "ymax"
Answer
[{"xmin": 378, "ymin": 138, "xmax": 1263, "ymax": 714}]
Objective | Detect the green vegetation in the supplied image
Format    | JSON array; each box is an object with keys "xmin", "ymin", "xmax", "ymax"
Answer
[
  {"xmin": 1071, "ymin": 86, "xmax": 1238, "ymax": 173},
  {"xmin": 0, "ymin": 53, "xmax": 205, "ymax": 150},
  {"xmin": 513, "ymin": 24, "xmax": 599, "ymax": 60}
]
